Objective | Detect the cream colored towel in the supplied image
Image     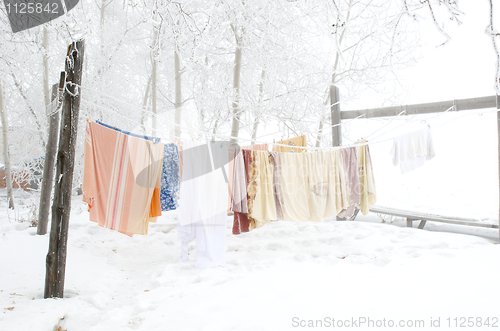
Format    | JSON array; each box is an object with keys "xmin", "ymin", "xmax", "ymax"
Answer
[
  {"xmin": 248, "ymin": 150, "xmax": 276, "ymax": 229},
  {"xmin": 323, "ymin": 150, "xmax": 349, "ymax": 218},
  {"xmin": 279, "ymin": 152, "xmax": 331, "ymax": 222}
]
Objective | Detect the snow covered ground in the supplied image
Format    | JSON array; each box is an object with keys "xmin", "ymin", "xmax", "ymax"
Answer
[
  {"xmin": 1, "ymin": 110, "xmax": 500, "ymax": 331},
  {"xmin": 1, "ymin": 201, "xmax": 499, "ymax": 331}
]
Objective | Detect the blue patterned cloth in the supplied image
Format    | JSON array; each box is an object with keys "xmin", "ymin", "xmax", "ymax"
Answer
[{"xmin": 160, "ymin": 143, "xmax": 180, "ymax": 211}]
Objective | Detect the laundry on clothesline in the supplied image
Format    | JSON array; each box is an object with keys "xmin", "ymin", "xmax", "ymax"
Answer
[
  {"xmin": 177, "ymin": 140, "xmax": 228, "ymax": 268},
  {"xmin": 82, "ymin": 119, "xmax": 377, "ymax": 268},
  {"xmin": 280, "ymin": 150, "xmax": 347, "ymax": 222},
  {"xmin": 160, "ymin": 143, "xmax": 180, "ymax": 211},
  {"xmin": 274, "ymin": 134, "xmax": 307, "ymax": 153},
  {"xmin": 247, "ymin": 150, "xmax": 277, "ymax": 229},
  {"xmin": 390, "ymin": 126, "xmax": 436, "ymax": 174},
  {"xmin": 241, "ymin": 143, "xmax": 268, "ymax": 151},
  {"xmin": 230, "ymin": 140, "xmax": 377, "ymax": 234},
  {"xmin": 232, "ymin": 149, "xmax": 252, "ymax": 235},
  {"xmin": 96, "ymin": 120, "xmax": 161, "ymax": 143},
  {"xmin": 337, "ymin": 147, "xmax": 361, "ymax": 219},
  {"xmin": 356, "ymin": 140, "xmax": 376, "ymax": 215},
  {"xmin": 83, "ymin": 119, "xmax": 163, "ymax": 236}
]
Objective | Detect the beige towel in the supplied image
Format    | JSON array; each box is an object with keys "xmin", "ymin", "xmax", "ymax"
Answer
[
  {"xmin": 274, "ymin": 135, "xmax": 307, "ymax": 153},
  {"xmin": 248, "ymin": 150, "xmax": 276, "ymax": 229},
  {"xmin": 323, "ymin": 150, "xmax": 349, "ymax": 218},
  {"xmin": 280, "ymin": 152, "xmax": 330, "ymax": 222}
]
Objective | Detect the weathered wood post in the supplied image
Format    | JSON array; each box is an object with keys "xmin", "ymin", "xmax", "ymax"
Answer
[
  {"xmin": 44, "ymin": 40, "xmax": 85, "ymax": 298},
  {"xmin": 37, "ymin": 74, "xmax": 64, "ymax": 235},
  {"xmin": 330, "ymin": 85, "xmax": 341, "ymax": 147},
  {"xmin": 497, "ymin": 94, "xmax": 500, "ymax": 242}
]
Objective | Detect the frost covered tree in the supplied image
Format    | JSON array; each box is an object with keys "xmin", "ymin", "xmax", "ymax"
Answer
[
  {"xmin": 402, "ymin": 0, "xmax": 499, "ymax": 93},
  {"xmin": 0, "ymin": 78, "xmax": 15, "ymax": 209},
  {"xmin": 300, "ymin": 0, "xmax": 422, "ymax": 146},
  {"xmin": 181, "ymin": 0, "xmax": 336, "ymax": 143}
]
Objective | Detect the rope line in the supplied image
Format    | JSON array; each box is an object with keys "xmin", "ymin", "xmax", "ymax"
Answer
[{"xmin": 75, "ymin": 84, "xmax": 499, "ymax": 151}]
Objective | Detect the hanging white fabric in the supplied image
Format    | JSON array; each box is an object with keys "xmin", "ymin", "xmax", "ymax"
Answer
[
  {"xmin": 177, "ymin": 140, "xmax": 228, "ymax": 268},
  {"xmin": 390, "ymin": 126, "xmax": 436, "ymax": 174}
]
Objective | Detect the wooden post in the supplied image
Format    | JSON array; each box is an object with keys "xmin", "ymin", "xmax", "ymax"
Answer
[
  {"xmin": 330, "ymin": 85, "xmax": 341, "ymax": 147},
  {"xmin": 497, "ymin": 94, "xmax": 500, "ymax": 242},
  {"xmin": 44, "ymin": 40, "xmax": 85, "ymax": 299},
  {"xmin": 37, "ymin": 74, "xmax": 64, "ymax": 235}
]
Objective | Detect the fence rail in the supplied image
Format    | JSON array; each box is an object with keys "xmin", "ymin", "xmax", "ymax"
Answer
[{"xmin": 341, "ymin": 95, "xmax": 497, "ymax": 120}]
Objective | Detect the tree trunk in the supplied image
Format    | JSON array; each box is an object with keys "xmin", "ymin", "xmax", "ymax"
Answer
[
  {"xmin": 251, "ymin": 119, "xmax": 259, "ymax": 145},
  {"xmin": 0, "ymin": 79, "xmax": 15, "ymax": 209},
  {"xmin": 37, "ymin": 77, "xmax": 63, "ymax": 235},
  {"xmin": 42, "ymin": 26, "xmax": 50, "ymax": 121},
  {"xmin": 315, "ymin": 120, "xmax": 324, "ymax": 148},
  {"xmin": 229, "ymin": 26, "xmax": 243, "ymax": 143},
  {"xmin": 100, "ymin": 0, "xmax": 106, "ymax": 56},
  {"xmin": 251, "ymin": 70, "xmax": 265, "ymax": 144},
  {"xmin": 316, "ymin": 0, "xmax": 353, "ymax": 145},
  {"xmin": 174, "ymin": 50, "xmax": 182, "ymax": 138},
  {"xmin": 140, "ymin": 75, "xmax": 152, "ymax": 134},
  {"xmin": 211, "ymin": 119, "xmax": 219, "ymax": 142},
  {"xmin": 44, "ymin": 40, "xmax": 85, "ymax": 299},
  {"xmin": 151, "ymin": 25, "xmax": 159, "ymax": 137},
  {"xmin": 152, "ymin": 58, "xmax": 157, "ymax": 136}
]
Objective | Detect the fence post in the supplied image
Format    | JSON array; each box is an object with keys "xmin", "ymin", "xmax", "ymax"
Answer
[
  {"xmin": 330, "ymin": 85, "xmax": 341, "ymax": 147},
  {"xmin": 497, "ymin": 94, "xmax": 500, "ymax": 242},
  {"xmin": 37, "ymin": 74, "xmax": 64, "ymax": 235},
  {"xmin": 44, "ymin": 40, "xmax": 85, "ymax": 298}
]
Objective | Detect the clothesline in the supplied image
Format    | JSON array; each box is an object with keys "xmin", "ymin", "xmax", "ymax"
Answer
[
  {"xmin": 77, "ymin": 84, "xmax": 498, "ymax": 151},
  {"xmin": 76, "ymin": 84, "xmax": 323, "ymax": 126},
  {"xmin": 76, "ymin": 83, "xmax": 345, "ymax": 140},
  {"xmin": 80, "ymin": 97, "xmax": 500, "ymax": 153},
  {"xmin": 80, "ymin": 97, "xmax": 348, "ymax": 151},
  {"xmin": 78, "ymin": 84, "xmax": 367, "ymax": 151},
  {"xmin": 80, "ymin": 98, "xmax": 310, "ymax": 150},
  {"xmin": 79, "ymin": 83, "xmax": 409, "ymax": 143}
]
